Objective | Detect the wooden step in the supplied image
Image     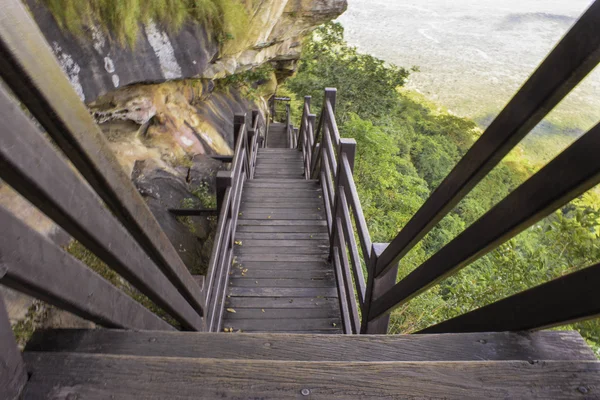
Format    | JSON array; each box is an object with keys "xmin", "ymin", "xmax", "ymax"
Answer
[
  {"xmin": 227, "ymin": 287, "xmax": 338, "ymax": 298},
  {"xmin": 22, "ymin": 352, "xmax": 600, "ymax": 399},
  {"xmin": 235, "ymin": 232, "xmax": 329, "ymax": 240},
  {"xmin": 226, "ymin": 296, "xmax": 339, "ymax": 309},
  {"xmin": 229, "ymin": 278, "xmax": 334, "ymax": 288},
  {"xmin": 222, "ymin": 318, "xmax": 342, "ymax": 332},
  {"xmin": 25, "ymin": 330, "xmax": 597, "ymax": 362}
]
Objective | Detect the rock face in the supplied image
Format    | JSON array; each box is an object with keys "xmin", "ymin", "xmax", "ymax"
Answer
[{"xmin": 25, "ymin": 0, "xmax": 347, "ymax": 103}]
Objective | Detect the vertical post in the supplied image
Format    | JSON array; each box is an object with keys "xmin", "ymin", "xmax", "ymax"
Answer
[
  {"xmin": 324, "ymin": 88, "xmax": 337, "ymax": 113},
  {"xmin": 361, "ymin": 243, "xmax": 396, "ymax": 334},
  {"xmin": 251, "ymin": 109, "xmax": 259, "ymax": 128},
  {"xmin": 329, "ymin": 139, "xmax": 357, "ymax": 258},
  {"xmin": 216, "ymin": 171, "xmax": 232, "ymax": 213},
  {"xmin": 233, "ymin": 114, "xmax": 246, "ymax": 147},
  {"xmin": 247, "ymin": 128, "xmax": 255, "ymax": 178},
  {"xmin": 298, "ymin": 96, "xmax": 311, "ymax": 149},
  {"xmin": 0, "ymin": 294, "xmax": 27, "ymax": 399}
]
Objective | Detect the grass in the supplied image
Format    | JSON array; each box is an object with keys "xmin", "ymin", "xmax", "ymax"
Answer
[
  {"xmin": 66, "ymin": 240, "xmax": 181, "ymax": 328},
  {"xmin": 43, "ymin": 0, "xmax": 249, "ymax": 48}
]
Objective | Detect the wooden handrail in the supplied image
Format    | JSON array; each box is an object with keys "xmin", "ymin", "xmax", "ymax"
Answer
[
  {"xmin": 0, "ymin": 0, "xmax": 205, "ymax": 315},
  {"xmin": 204, "ymin": 112, "xmax": 265, "ymax": 331},
  {"xmin": 0, "ymin": 85, "xmax": 203, "ymax": 331},
  {"xmin": 299, "ymin": 89, "xmax": 371, "ymax": 333}
]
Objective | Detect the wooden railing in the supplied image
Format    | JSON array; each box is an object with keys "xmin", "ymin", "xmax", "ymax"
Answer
[
  {"xmin": 204, "ymin": 111, "xmax": 265, "ymax": 332},
  {"xmin": 0, "ymin": 0, "xmax": 205, "ymax": 336},
  {"xmin": 297, "ymin": 0, "xmax": 600, "ymax": 334}
]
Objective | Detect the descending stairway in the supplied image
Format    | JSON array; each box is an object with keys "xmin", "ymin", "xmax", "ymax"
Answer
[
  {"xmin": 22, "ymin": 329, "xmax": 600, "ymax": 398},
  {"xmin": 222, "ymin": 124, "xmax": 342, "ymax": 333},
  {"xmin": 266, "ymin": 122, "xmax": 288, "ymax": 148}
]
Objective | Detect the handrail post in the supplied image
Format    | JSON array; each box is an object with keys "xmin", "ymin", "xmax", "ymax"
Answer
[
  {"xmin": 361, "ymin": 243, "xmax": 395, "ymax": 334},
  {"xmin": 0, "ymin": 294, "xmax": 27, "ymax": 399},
  {"xmin": 298, "ymin": 96, "xmax": 311, "ymax": 150},
  {"xmin": 216, "ymin": 170, "xmax": 232, "ymax": 213},
  {"xmin": 329, "ymin": 139, "xmax": 356, "ymax": 258}
]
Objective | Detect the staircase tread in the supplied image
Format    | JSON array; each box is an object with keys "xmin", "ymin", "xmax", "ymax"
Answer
[
  {"xmin": 22, "ymin": 352, "xmax": 600, "ymax": 399},
  {"xmin": 25, "ymin": 330, "xmax": 597, "ymax": 361}
]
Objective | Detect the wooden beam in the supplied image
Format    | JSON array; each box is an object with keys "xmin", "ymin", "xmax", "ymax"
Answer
[
  {"xmin": 0, "ymin": 87, "xmax": 202, "ymax": 330},
  {"xmin": 0, "ymin": 0, "xmax": 203, "ymax": 315},
  {"xmin": 26, "ymin": 330, "xmax": 596, "ymax": 361},
  {"xmin": 0, "ymin": 205, "xmax": 174, "ymax": 331},
  {"xmin": 375, "ymin": 0, "xmax": 600, "ymax": 277},
  {"xmin": 420, "ymin": 261, "xmax": 600, "ymax": 333},
  {"xmin": 369, "ymin": 122, "xmax": 600, "ymax": 321},
  {"xmin": 0, "ymin": 294, "xmax": 27, "ymax": 400},
  {"xmin": 23, "ymin": 353, "xmax": 600, "ymax": 399}
]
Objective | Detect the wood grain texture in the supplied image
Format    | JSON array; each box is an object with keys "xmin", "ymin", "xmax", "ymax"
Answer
[
  {"xmin": 228, "ymin": 287, "xmax": 338, "ymax": 298},
  {"xmin": 23, "ymin": 353, "xmax": 600, "ymax": 399},
  {"xmin": 226, "ymin": 297, "xmax": 340, "ymax": 309},
  {"xmin": 0, "ymin": 295, "xmax": 27, "ymax": 400},
  {"xmin": 229, "ymin": 279, "xmax": 334, "ymax": 288},
  {"xmin": 0, "ymin": 1, "xmax": 204, "ymax": 314},
  {"xmin": 25, "ymin": 330, "xmax": 596, "ymax": 361}
]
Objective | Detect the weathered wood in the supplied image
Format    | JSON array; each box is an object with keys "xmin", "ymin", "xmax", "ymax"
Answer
[
  {"xmin": 222, "ymin": 318, "xmax": 341, "ymax": 332},
  {"xmin": 237, "ymin": 219, "xmax": 327, "ymax": 226},
  {"xmin": 421, "ymin": 261, "xmax": 600, "ymax": 333},
  {"xmin": 223, "ymin": 308, "xmax": 340, "ymax": 319},
  {"xmin": 362, "ymin": 243, "xmax": 395, "ymax": 334},
  {"xmin": 26, "ymin": 330, "xmax": 596, "ymax": 361},
  {"xmin": 23, "ymin": 353, "xmax": 600, "ymax": 399},
  {"xmin": 370, "ymin": 123, "xmax": 600, "ymax": 321},
  {"xmin": 341, "ymin": 154, "xmax": 372, "ymax": 261},
  {"xmin": 332, "ymin": 246, "xmax": 352, "ymax": 334},
  {"xmin": 239, "ymin": 212, "xmax": 324, "ymax": 220},
  {"xmin": 235, "ymin": 247, "xmax": 329, "ymax": 255},
  {"xmin": 233, "ymin": 239, "xmax": 329, "ymax": 247},
  {"xmin": 338, "ymin": 188, "xmax": 366, "ymax": 305},
  {"xmin": 234, "ymin": 254, "xmax": 329, "ymax": 262},
  {"xmin": 228, "ymin": 287, "xmax": 338, "ymax": 298},
  {"xmin": 240, "ymin": 202, "xmax": 323, "ymax": 210},
  {"xmin": 334, "ymin": 217, "xmax": 360, "ymax": 334},
  {"xmin": 229, "ymin": 278, "xmax": 334, "ymax": 288},
  {"xmin": 236, "ymin": 225, "xmax": 329, "ymax": 233},
  {"xmin": 231, "ymin": 261, "xmax": 331, "ymax": 270},
  {"xmin": 0, "ymin": 205, "xmax": 174, "ymax": 331},
  {"xmin": 226, "ymin": 297, "xmax": 340, "ymax": 309},
  {"xmin": 0, "ymin": 1, "xmax": 204, "ymax": 313},
  {"xmin": 0, "ymin": 90, "xmax": 202, "ymax": 330},
  {"xmin": 375, "ymin": 1, "xmax": 600, "ymax": 277},
  {"xmin": 230, "ymin": 269, "xmax": 333, "ymax": 280},
  {"xmin": 0, "ymin": 295, "xmax": 27, "ymax": 400},
  {"xmin": 235, "ymin": 233, "xmax": 330, "ymax": 240}
]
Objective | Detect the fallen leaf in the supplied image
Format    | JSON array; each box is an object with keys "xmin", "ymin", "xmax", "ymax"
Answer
[
  {"xmin": 234, "ymin": 240, "xmax": 243, "ymax": 246},
  {"xmin": 226, "ymin": 308, "xmax": 236, "ymax": 313},
  {"xmin": 261, "ymin": 309, "xmax": 265, "ymax": 313},
  {"xmin": 332, "ymin": 323, "xmax": 337, "ymax": 327}
]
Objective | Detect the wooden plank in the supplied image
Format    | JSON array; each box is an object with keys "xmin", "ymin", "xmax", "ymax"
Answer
[
  {"xmin": 222, "ymin": 308, "xmax": 339, "ymax": 319},
  {"xmin": 0, "ymin": 294, "xmax": 27, "ymax": 400},
  {"xmin": 229, "ymin": 279, "xmax": 335, "ymax": 288},
  {"xmin": 23, "ymin": 353, "xmax": 600, "ymax": 399},
  {"xmin": 370, "ymin": 123, "xmax": 600, "ymax": 321},
  {"xmin": 335, "ymin": 217, "xmax": 360, "ymax": 334},
  {"xmin": 243, "ymin": 188, "xmax": 321, "ymax": 195},
  {"xmin": 230, "ymin": 269, "xmax": 334, "ymax": 279},
  {"xmin": 245, "ymin": 182, "xmax": 320, "ymax": 188},
  {"xmin": 341, "ymin": 154, "xmax": 372, "ymax": 261},
  {"xmin": 252, "ymin": 179, "xmax": 319, "ymax": 184},
  {"xmin": 375, "ymin": 1, "xmax": 600, "ymax": 277},
  {"xmin": 338, "ymin": 188, "xmax": 366, "ymax": 305},
  {"xmin": 234, "ymin": 254, "xmax": 329, "ymax": 262},
  {"xmin": 223, "ymin": 318, "xmax": 341, "ymax": 332},
  {"xmin": 251, "ymin": 174, "xmax": 305, "ymax": 179},
  {"xmin": 0, "ymin": 1, "xmax": 204, "ymax": 313},
  {"xmin": 237, "ymin": 219, "xmax": 327, "ymax": 226},
  {"xmin": 235, "ymin": 232, "xmax": 330, "ymax": 240},
  {"xmin": 239, "ymin": 212, "xmax": 324, "ymax": 220},
  {"xmin": 233, "ymin": 239, "xmax": 329, "ymax": 247},
  {"xmin": 236, "ymin": 225, "xmax": 329, "ymax": 233},
  {"xmin": 0, "ymin": 205, "xmax": 173, "ymax": 331},
  {"xmin": 240, "ymin": 203, "xmax": 323, "ymax": 210},
  {"xmin": 235, "ymin": 247, "xmax": 329, "ymax": 255},
  {"xmin": 226, "ymin": 296, "xmax": 339, "ymax": 309},
  {"xmin": 0, "ymin": 90, "xmax": 203, "ymax": 330},
  {"xmin": 228, "ymin": 287, "xmax": 338, "ymax": 298},
  {"xmin": 420, "ymin": 261, "xmax": 600, "ymax": 333},
  {"xmin": 231, "ymin": 261, "xmax": 331, "ymax": 270},
  {"xmin": 26, "ymin": 330, "xmax": 597, "ymax": 362}
]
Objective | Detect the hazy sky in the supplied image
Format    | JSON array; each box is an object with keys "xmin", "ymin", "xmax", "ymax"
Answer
[{"xmin": 337, "ymin": 0, "xmax": 599, "ymax": 131}]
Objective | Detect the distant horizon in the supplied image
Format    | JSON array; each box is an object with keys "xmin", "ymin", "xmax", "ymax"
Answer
[{"xmin": 337, "ymin": 0, "xmax": 599, "ymax": 135}]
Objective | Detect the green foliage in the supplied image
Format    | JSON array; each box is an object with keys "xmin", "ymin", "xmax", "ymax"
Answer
[
  {"xmin": 66, "ymin": 240, "xmax": 180, "ymax": 328},
  {"xmin": 43, "ymin": 0, "xmax": 248, "ymax": 48},
  {"xmin": 191, "ymin": 182, "xmax": 217, "ymax": 208},
  {"xmin": 284, "ymin": 22, "xmax": 600, "ymax": 355}
]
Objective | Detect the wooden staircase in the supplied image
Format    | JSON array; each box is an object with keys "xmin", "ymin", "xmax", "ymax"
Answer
[
  {"xmin": 223, "ymin": 122, "xmax": 342, "ymax": 333},
  {"xmin": 21, "ymin": 329, "xmax": 600, "ymax": 398}
]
